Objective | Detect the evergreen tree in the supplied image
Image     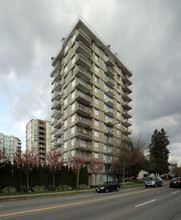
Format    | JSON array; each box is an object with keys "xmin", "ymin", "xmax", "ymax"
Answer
[{"xmin": 148, "ymin": 128, "xmax": 170, "ymax": 175}]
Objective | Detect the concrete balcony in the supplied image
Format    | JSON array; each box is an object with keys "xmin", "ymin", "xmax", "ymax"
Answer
[
  {"xmin": 54, "ymin": 129, "xmax": 62, "ymax": 138},
  {"xmin": 122, "ymin": 110, "xmax": 132, "ymax": 119},
  {"xmin": 75, "ymin": 116, "xmax": 91, "ymax": 128},
  {"xmin": 122, "ymin": 127, "xmax": 132, "ymax": 135},
  {"xmin": 123, "ymin": 101, "xmax": 132, "ymax": 110},
  {"xmin": 51, "ymin": 92, "xmax": 61, "ymax": 101},
  {"xmin": 105, "ymin": 97, "xmax": 114, "ymax": 107},
  {"xmin": 53, "ymin": 101, "xmax": 61, "ymax": 110},
  {"xmin": 105, "ymin": 57, "xmax": 115, "ymax": 67},
  {"xmin": 105, "ymin": 86, "xmax": 114, "ymax": 97},
  {"xmin": 74, "ymin": 65, "xmax": 91, "ymax": 82},
  {"xmin": 105, "ymin": 107, "xmax": 114, "ymax": 117},
  {"xmin": 76, "ymin": 127, "xmax": 91, "ymax": 139},
  {"xmin": 75, "ymin": 28, "xmax": 91, "ymax": 47},
  {"xmin": 124, "ymin": 93, "xmax": 132, "ymax": 102},
  {"xmin": 54, "ymin": 110, "xmax": 61, "ymax": 120},
  {"xmin": 75, "ymin": 77, "xmax": 91, "ymax": 94},
  {"xmin": 75, "ymin": 103, "xmax": 91, "ymax": 117},
  {"xmin": 105, "ymin": 75, "xmax": 114, "ymax": 88},
  {"xmin": 54, "ymin": 120, "xmax": 61, "ymax": 129},
  {"xmin": 105, "ymin": 66, "xmax": 114, "ymax": 78},
  {"xmin": 77, "ymin": 141, "xmax": 92, "ymax": 152},
  {"xmin": 52, "ymin": 80, "xmax": 61, "ymax": 92},
  {"xmin": 105, "ymin": 118, "xmax": 114, "ymax": 126},
  {"xmin": 75, "ymin": 90, "xmax": 91, "ymax": 105},
  {"xmin": 75, "ymin": 41, "xmax": 91, "ymax": 59},
  {"xmin": 75, "ymin": 53, "xmax": 91, "ymax": 71},
  {"xmin": 54, "ymin": 71, "xmax": 62, "ymax": 82},
  {"xmin": 123, "ymin": 84, "xmax": 132, "ymax": 94},
  {"xmin": 122, "ymin": 119, "xmax": 132, "ymax": 127},
  {"xmin": 123, "ymin": 75, "xmax": 132, "ymax": 86}
]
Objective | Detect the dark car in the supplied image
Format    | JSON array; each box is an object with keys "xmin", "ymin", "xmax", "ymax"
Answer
[
  {"xmin": 145, "ymin": 177, "xmax": 162, "ymax": 188},
  {"xmin": 170, "ymin": 177, "xmax": 181, "ymax": 188},
  {"xmin": 96, "ymin": 181, "xmax": 121, "ymax": 193}
]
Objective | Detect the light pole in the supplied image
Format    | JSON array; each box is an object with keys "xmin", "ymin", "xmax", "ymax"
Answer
[{"xmin": 106, "ymin": 121, "xmax": 120, "ymax": 183}]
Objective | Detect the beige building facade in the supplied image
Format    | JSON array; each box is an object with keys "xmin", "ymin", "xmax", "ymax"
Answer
[
  {"xmin": 0, "ymin": 132, "xmax": 21, "ymax": 164},
  {"xmin": 26, "ymin": 119, "xmax": 52, "ymax": 163},
  {"xmin": 51, "ymin": 18, "xmax": 132, "ymax": 184}
]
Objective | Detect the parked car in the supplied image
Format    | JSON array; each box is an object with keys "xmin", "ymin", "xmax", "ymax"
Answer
[
  {"xmin": 170, "ymin": 177, "xmax": 181, "ymax": 188},
  {"xmin": 145, "ymin": 177, "xmax": 162, "ymax": 188},
  {"xmin": 96, "ymin": 181, "xmax": 121, "ymax": 193}
]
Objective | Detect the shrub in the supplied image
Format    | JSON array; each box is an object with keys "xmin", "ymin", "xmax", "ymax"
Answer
[
  {"xmin": 2, "ymin": 186, "xmax": 17, "ymax": 193},
  {"xmin": 32, "ymin": 185, "xmax": 47, "ymax": 192},
  {"xmin": 79, "ymin": 184, "xmax": 89, "ymax": 189},
  {"xmin": 57, "ymin": 185, "xmax": 72, "ymax": 191}
]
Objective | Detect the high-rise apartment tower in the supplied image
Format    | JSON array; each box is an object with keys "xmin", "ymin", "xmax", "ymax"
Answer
[
  {"xmin": 51, "ymin": 18, "xmax": 132, "ymax": 184},
  {"xmin": 26, "ymin": 119, "xmax": 52, "ymax": 163},
  {"xmin": 0, "ymin": 132, "xmax": 21, "ymax": 164}
]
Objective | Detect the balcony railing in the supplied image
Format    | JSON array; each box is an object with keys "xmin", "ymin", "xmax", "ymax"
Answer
[
  {"xmin": 54, "ymin": 130, "xmax": 62, "ymax": 137},
  {"xmin": 76, "ymin": 116, "xmax": 91, "ymax": 125},
  {"xmin": 76, "ymin": 77, "xmax": 91, "ymax": 90},
  {"xmin": 76, "ymin": 65, "xmax": 91, "ymax": 78},
  {"xmin": 76, "ymin": 103, "xmax": 91, "ymax": 113},
  {"xmin": 76, "ymin": 90, "xmax": 91, "ymax": 102},
  {"xmin": 78, "ymin": 28, "xmax": 91, "ymax": 43},
  {"xmin": 77, "ymin": 41, "xmax": 91, "ymax": 54}
]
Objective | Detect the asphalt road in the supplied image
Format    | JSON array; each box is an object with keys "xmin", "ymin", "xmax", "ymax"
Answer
[{"xmin": 0, "ymin": 182, "xmax": 181, "ymax": 220}]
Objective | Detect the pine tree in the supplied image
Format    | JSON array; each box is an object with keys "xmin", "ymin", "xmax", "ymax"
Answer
[{"xmin": 149, "ymin": 128, "xmax": 170, "ymax": 175}]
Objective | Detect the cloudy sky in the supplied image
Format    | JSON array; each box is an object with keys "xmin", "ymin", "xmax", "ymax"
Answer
[{"xmin": 0, "ymin": 0, "xmax": 181, "ymax": 164}]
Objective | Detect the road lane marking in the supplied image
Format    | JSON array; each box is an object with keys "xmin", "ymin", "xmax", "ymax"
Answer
[
  {"xmin": 0, "ymin": 187, "xmax": 164, "ymax": 218},
  {"xmin": 134, "ymin": 199, "xmax": 156, "ymax": 208},
  {"xmin": 171, "ymin": 191, "xmax": 180, "ymax": 194}
]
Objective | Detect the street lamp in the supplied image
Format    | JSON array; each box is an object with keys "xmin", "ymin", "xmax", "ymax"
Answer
[{"xmin": 106, "ymin": 121, "xmax": 120, "ymax": 182}]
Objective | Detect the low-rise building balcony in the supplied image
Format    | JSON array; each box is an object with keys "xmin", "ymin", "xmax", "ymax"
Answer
[
  {"xmin": 75, "ymin": 53, "xmax": 91, "ymax": 71},
  {"xmin": 75, "ymin": 28, "xmax": 91, "ymax": 47},
  {"xmin": 75, "ymin": 90, "xmax": 91, "ymax": 105},
  {"xmin": 75, "ymin": 77, "xmax": 91, "ymax": 94},
  {"xmin": 74, "ymin": 65, "xmax": 91, "ymax": 82},
  {"xmin": 105, "ymin": 75, "xmax": 114, "ymax": 88},
  {"xmin": 75, "ymin": 103, "xmax": 91, "ymax": 117},
  {"xmin": 75, "ymin": 41, "xmax": 91, "ymax": 59}
]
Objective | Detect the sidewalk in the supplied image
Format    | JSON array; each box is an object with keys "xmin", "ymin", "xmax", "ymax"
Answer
[{"xmin": 0, "ymin": 189, "xmax": 95, "ymax": 200}]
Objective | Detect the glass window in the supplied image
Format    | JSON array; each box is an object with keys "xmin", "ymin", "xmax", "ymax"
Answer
[
  {"xmin": 72, "ymin": 33, "xmax": 76, "ymax": 42},
  {"xmin": 71, "ymin": 114, "xmax": 75, "ymax": 123},
  {"xmin": 64, "ymin": 86, "xmax": 67, "ymax": 95},
  {"xmin": 71, "ymin": 138, "xmax": 75, "ymax": 146},
  {"xmin": 64, "ymin": 75, "xmax": 67, "ymax": 83},
  {"xmin": 72, "ymin": 56, "xmax": 75, "ymax": 64},
  {"xmin": 95, "ymin": 120, "xmax": 99, "ymax": 127},
  {"xmin": 64, "ymin": 141, "xmax": 67, "ymax": 149},
  {"xmin": 95, "ymin": 44, "xmax": 99, "ymax": 53},
  {"xmin": 72, "ymin": 79, "xmax": 76, "ymax": 87},
  {"xmin": 64, "ymin": 65, "xmax": 68, "ymax": 73},
  {"xmin": 94, "ymin": 141, "xmax": 98, "ymax": 148},
  {"xmin": 117, "ymin": 102, "xmax": 121, "ymax": 109},
  {"xmin": 64, "ymin": 130, "xmax": 67, "ymax": 138},
  {"xmin": 117, "ymin": 93, "xmax": 121, "ymax": 100},
  {"xmin": 95, "ymin": 55, "xmax": 99, "ymax": 63},
  {"xmin": 95, "ymin": 109, "xmax": 99, "ymax": 116},
  {"xmin": 95, "ymin": 65, "xmax": 99, "ymax": 73},
  {"xmin": 65, "ymin": 44, "xmax": 68, "ymax": 52},
  {"xmin": 95, "ymin": 98, "xmax": 99, "ymax": 105},
  {"xmin": 71, "ymin": 102, "xmax": 75, "ymax": 111},
  {"xmin": 94, "ymin": 153, "xmax": 99, "ymax": 159},
  {"xmin": 71, "ymin": 126, "xmax": 75, "ymax": 134},
  {"xmin": 117, "ymin": 111, "xmax": 120, "ymax": 118},
  {"xmin": 72, "ymin": 44, "xmax": 76, "ymax": 53},
  {"xmin": 63, "ymin": 152, "xmax": 67, "ymax": 160},
  {"xmin": 94, "ymin": 131, "xmax": 99, "ymax": 138},
  {"xmin": 64, "ymin": 108, "xmax": 67, "ymax": 116},
  {"xmin": 95, "ymin": 87, "xmax": 99, "ymax": 94},
  {"xmin": 64, "ymin": 119, "xmax": 67, "ymax": 127},
  {"xmin": 95, "ymin": 76, "xmax": 99, "ymax": 84},
  {"xmin": 71, "ymin": 91, "xmax": 75, "ymax": 99},
  {"xmin": 64, "ymin": 98, "xmax": 67, "ymax": 105},
  {"xmin": 71, "ymin": 150, "xmax": 75, "ymax": 157},
  {"xmin": 117, "ymin": 74, "xmax": 120, "ymax": 81},
  {"xmin": 64, "ymin": 54, "xmax": 68, "ymax": 63},
  {"xmin": 117, "ymin": 83, "xmax": 120, "ymax": 90}
]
